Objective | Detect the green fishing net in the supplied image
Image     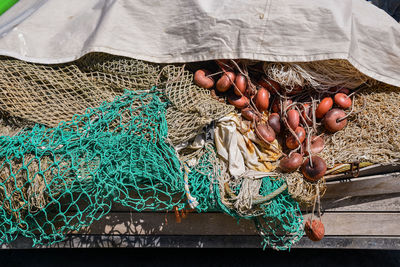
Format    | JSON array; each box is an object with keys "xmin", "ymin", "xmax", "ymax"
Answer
[
  {"xmin": 184, "ymin": 145, "xmax": 304, "ymax": 250},
  {"xmin": 255, "ymin": 177, "xmax": 304, "ymax": 250},
  {"xmin": 0, "ymin": 89, "xmax": 187, "ymax": 245}
]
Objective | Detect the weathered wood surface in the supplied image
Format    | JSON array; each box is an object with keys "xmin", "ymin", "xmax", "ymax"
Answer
[
  {"xmin": 322, "ymin": 193, "xmax": 400, "ymax": 212},
  {"xmin": 73, "ymin": 212, "xmax": 400, "ymax": 236},
  {"xmin": 324, "ymin": 172, "xmax": 400, "ymax": 198}
]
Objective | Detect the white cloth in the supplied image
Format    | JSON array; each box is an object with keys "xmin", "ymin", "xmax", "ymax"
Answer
[
  {"xmin": 214, "ymin": 113, "xmax": 281, "ymax": 177},
  {"xmin": 0, "ymin": 0, "xmax": 399, "ymax": 86}
]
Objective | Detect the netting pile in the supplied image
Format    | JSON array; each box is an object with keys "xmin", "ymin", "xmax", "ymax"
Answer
[
  {"xmin": 321, "ymin": 82, "xmax": 400, "ymax": 167},
  {"xmin": 78, "ymin": 53, "xmax": 161, "ymax": 92},
  {"xmin": 2, "ymin": 53, "xmax": 397, "ymax": 250},
  {"xmin": 0, "ymin": 54, "xmax": 303, "ymax": 250}
]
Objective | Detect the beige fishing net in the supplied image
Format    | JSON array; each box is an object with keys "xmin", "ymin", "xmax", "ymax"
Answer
[
  {"xmin": 161, "ymin": 65, "xmax": 234, "ymax": 145},
  {"xmin": 0, "ymin": 54, "xmax": 233, "ymax": 148},
  {"xmin": 321, "ymin": 82, "xmax": 400, "ymax": 167},
  {"xmin": 264, "ymin": 59, "xmax": 370, "ymax": 90},
  {"xmin": 0, "ymin": 58, "xmax": 120, "ymax": 127},
  {"xmin": 77, "ymin": 53, "xmax": 161, "ymax": 90},
  {"xmin": 285, "ymin": 172, "xmax": 327, "ymax": 206}
]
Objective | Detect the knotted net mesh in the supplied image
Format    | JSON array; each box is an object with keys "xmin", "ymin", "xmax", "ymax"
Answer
[
  {"xmin": 321, "ymin": 82, "xmax": 400, "ymax": 167},
  {"xmin": 184, "ymin": 144, "xmax": 304, "ymax": 250},
  {"xmin": 0, "ymin": 90, "xmax": 187, "ymax": 245},
  {"xmin": 162, "ymin": 65, "xmax": 234, "ymax": 145}
]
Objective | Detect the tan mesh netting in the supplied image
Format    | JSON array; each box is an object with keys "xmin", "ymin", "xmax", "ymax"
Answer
[
  {"xmin": 264, "ymin": 59, "xmax": 370, "ymax": 90},
  {"xmin": 285, "ymin": 172, "xmax": 327, "ymax": 206},
  {"xmin": 77, "ymin": 53, "xmax": 161, "ymax": 90},
  {"xmin": 321, "ymin": 82, "xmax": 400, "ymax": 167},
  {"xmin": 0, "ymin": 58, "xmax": 120, "ymax": 127},
  {"xmin": 161, "ymin": 65, "xmax": 234, "ymax": 145},
  {"xmin": 0, "ymin": 54, "xmax": 233, "ymax": 148}
]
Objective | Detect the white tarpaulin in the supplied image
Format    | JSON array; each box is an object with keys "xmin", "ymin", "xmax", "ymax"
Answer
[{"xmin": 0, "ymin": 0, "xmax": 399, "ymax": 86}]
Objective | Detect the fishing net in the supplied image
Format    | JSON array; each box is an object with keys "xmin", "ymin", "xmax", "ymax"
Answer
[
  {"xmin": 184, "ymin": 144, "xmax": 304, "ymax": 250},
  {"xmin": 285, "ymin": 172, "xmax": 327, "ymax": 206},
  {"xmin": 321, "ymin": 82, "xmax": 400, "ymax": 167},
  {"xmin": 0, "ymin": 90, "xmax": 188, "ymax": 245},
  {"xmin": 264, "ymin": 59, "xmax": 369, "ymax": 90},
  {"xmin": 77, "ymin": 53, "xmax": 161, "ymax": 91},
  {"xmin": 0, "ymin": 55, "xmax": 233, "ymax": 149},
  {"xmin": 0, "ymin": 77, "xmax": 301, "ymax": 250},
  {"xmin": 0, "ymin": 58, "xmax": 121, "ymax": 128},
  {"xmin": 215, "ymin": 171, "xmax": 304, "ymax": 250},
  {"xmin": 162, "ymin": 65, "xmax": 234, "ymax": 146}
]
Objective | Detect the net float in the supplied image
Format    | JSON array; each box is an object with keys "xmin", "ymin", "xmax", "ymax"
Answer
[
  {"xmin": 255, "ymin": 123, "xmax": 276, "ymax": 144},
  {"xmin": 305, "ymin": 135, "xmax": 325, "ymax": 155},
  {"xmin": 301, "ymin": 103, "xmax": 313, "ymax": 126},
  {"xmin": 194, "ymin": 69, "xmax": 214, "ymax": 89},
  {"xmin": 216, "ymin": 72, "xmax": 236, "ymax": 92},
  {"xmin": 323, "ymin": 108, "xmax": 347, "ymax": 132},
  {"xmin": 234, "ymin": 74, "xmax": 247, "ymax": 96},
  {"xmin": 268, "ymin": 113, "xmax": 281, "ymax": 134},
  {"xmin": 279, "ymin": 152, "xmax": 303, "ymax": 172},
  {"xmin": 305, "ymin": 220, "xmax": 325, "ymax": 241},
  {"xmin": 286, "ymin": 126, "xmax": 306, "ymax": 149},
  {"xmin": 301, "ymin": 156, "xmax": 327, "ymax": 182},
  {"xmin": 228, "ymin": 94, "xmax": 249, "ymax": 109},
  {"xmin": 241, "ymin": 107, "xmax": 260, "ymax": 122},
  {"xmin": 255, "ymin": 87, "xmax": 270, "ymax": 112},
  {"xmin": 316, "ymin": 97, "xmax": 333, "ymax": 119},
  {"xmin": 334, "ymin": 93, "xmax": 352, "ymax": 109},
  {"xmin": 287, "ymin": 109, "xmax": 300, "ymax": 130},
  {"xmin": 258, "ymin": 78, "xmax": 281, "ymax": 93}
]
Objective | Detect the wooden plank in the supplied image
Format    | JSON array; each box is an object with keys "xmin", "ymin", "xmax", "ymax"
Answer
[
  {"xmin": 324, "ymin": 172, "xmax": 400, "ymax": 198},
  {"xmin": 325, "ymin": 162, "xmax": 400, "ymax": 181},
  {"xmin": 3, "ymin": 235, "xmax": 400, "ymax": 249},
  {"xmin": 75, "ymin": 212, "xmax": 400, "ymax": 236},
  {"xmin": 322, "ymin": 193, "xmax": 400, "ymax": 212}
]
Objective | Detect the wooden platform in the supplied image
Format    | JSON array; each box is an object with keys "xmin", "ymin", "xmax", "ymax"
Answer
[{"xmin": 2, "ymin": 169, "xmax": 400, "ymax": 250}]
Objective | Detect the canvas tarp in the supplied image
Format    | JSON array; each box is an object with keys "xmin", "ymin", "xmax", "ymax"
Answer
[{"xmin": 0, "ymin": 0, "xmax": 399, "ymax": 86}]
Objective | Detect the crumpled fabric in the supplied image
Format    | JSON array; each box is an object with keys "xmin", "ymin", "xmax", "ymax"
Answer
[{"xmin": 214, "ymin": 113, "xmax": 281, "ymax": 177}]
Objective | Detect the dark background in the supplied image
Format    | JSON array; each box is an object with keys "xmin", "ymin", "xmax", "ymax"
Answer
[
  {"xmin": 372, "ymin": 0, "xmax": 400, "ymax": 22},
  {"xmin": 0, "ymin": 248, "xmax": 399, "ymax": 267}
]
